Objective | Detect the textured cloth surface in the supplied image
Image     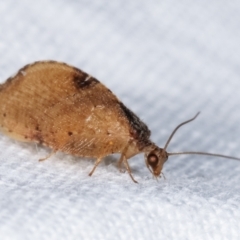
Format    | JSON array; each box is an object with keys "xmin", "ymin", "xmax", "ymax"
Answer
[{"xmin": 1, "ymin": 1, "xmax": 240, "ymax": 240}]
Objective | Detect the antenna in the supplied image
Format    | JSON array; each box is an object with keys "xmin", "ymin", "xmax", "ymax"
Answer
[
  {"xmin": 164, "ymin": 112, "xmax": 200, "ymax": 151},
  {"xmin": 165, "ymin": 112, "xmax": 240, "ymax": 161}
]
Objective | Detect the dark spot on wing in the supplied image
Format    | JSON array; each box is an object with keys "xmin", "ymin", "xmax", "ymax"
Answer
[
  {"xmin": 73, "ymin": 73, "xmax": 99, "ymax": 89},
  {"xmin": 33, "ymin": 131, "xmax": 44, "ymax": 145},
  {"xmin": 119, "ymin": 102, "xmax": 151, "ymax": 149},
  {"xmin": 107, "ymin": 88, "xmax": 113, "ymax": 94}
]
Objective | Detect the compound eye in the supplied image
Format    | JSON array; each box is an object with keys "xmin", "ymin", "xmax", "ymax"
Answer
[{"xmin": 147, "ymin": 153, "xmax": 159, "ymax": 169}]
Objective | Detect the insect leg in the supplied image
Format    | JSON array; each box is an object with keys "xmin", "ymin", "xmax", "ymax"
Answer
[
  {"xmin": 89, "ymin": 157, "xmax": 103, "ymax": 176},
  {"xmin": 39, "ymin": 150, "xmax": 56, "ymax": 161},
  {"xmin": 117, "ymin": 154, "xmax": 125, "ymax": 172},
  {"xmin": 117, "ymin": 141, "xmax": 133, "ymax": 172},
  {"xmin": 122, "ymin": 156, "xmax": 138, "ymax": 183}
]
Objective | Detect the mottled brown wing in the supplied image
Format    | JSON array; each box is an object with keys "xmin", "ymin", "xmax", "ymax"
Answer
[{"xmin": 0, "ymin": 61, "xmax": 132, "ymax": 157}]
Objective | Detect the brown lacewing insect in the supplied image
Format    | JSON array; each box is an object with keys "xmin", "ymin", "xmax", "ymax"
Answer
[{"xmin": 0, "ymin": 61, "xmax": 239, "ymax": 183}]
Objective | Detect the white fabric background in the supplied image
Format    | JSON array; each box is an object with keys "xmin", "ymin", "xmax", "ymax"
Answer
[{"xmin": 0, "ymin": 1, "xmax": 240, "ymax": 239}]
